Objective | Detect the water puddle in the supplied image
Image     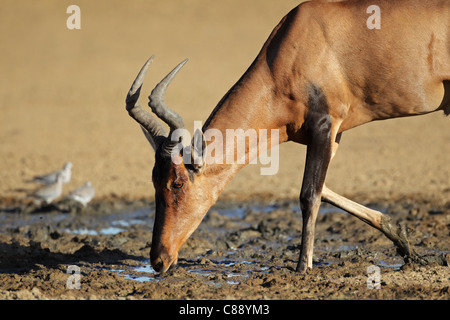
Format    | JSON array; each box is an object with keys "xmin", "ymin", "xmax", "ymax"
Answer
[
  {"xmin": 64, "ymin": 207, "xmax": 152, "ymax": 236},
  {"xmin": 68, "ymin": 226, "xmax": 126, "ymax": 236},
  {"xmin": 215, "ymin": 203, "xmax": 283, "ymax": 219},
  {"xmin": 213, "ymin": 201, "xmax": 385, "ymax": 219},
  {"xmin": 184, "ymin": 258, "xmax": 272, "ymax": 286},
  {"xmin": 107, "ymin": 258, "xmax": 272, "ymax": 286},
  {"xmin": 110, "ymin": 262, "xmax": 157, "ymax": 283},
  {"xmin": 373, "ymin": 260, "xmax": 404, "ymax": 270}
]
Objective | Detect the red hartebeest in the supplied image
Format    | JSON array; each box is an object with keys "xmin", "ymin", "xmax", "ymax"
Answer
[{"xmin": 125, "ymin": 0, "xmax": 450, "ymax": 273}]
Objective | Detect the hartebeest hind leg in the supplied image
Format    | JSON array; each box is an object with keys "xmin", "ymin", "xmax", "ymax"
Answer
[
  {"xmin": 320, "ymin": 132, "xmax": 426, "ymax": 264},
  {"xmin": 321, "ymin": 185, "xmax": 427, "ymax": 265}
]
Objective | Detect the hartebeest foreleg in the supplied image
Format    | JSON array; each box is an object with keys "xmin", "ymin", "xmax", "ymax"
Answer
[
  {"xmin": 297, "ymin": 133, "xmax": 332, "ymax": 271},
  {"xmin": 297, "ymin": 86, "xmax": 341, "ymax": 272}
]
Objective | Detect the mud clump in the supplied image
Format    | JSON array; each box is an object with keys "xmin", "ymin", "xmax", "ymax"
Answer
[{"xmin": 0, "ymin": 198, "xmax": 448, "ymax": 300}]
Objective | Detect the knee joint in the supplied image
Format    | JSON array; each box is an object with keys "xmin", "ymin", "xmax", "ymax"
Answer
[{"xmin": 300, "ymin": 188, "xmax": 320, "ymax": 212}]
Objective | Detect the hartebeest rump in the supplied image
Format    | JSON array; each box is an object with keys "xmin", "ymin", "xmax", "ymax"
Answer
[{"xmin": 125, "ymin": 0, "xmax": 450, "ymax": 273}]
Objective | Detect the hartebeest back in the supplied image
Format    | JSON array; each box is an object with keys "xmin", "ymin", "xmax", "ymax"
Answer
[{"xmin": 126, "ymin": 0, "xmax": 449, "ymax": 273}]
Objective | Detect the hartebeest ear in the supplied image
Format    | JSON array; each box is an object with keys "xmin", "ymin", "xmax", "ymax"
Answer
[
  {"xmin": 191, "ymin": 129, "xmax": 206, "ymax": 171},
  {"xmin": 140, "ymin": 125, "xmax": 159, "ymax": 151}
]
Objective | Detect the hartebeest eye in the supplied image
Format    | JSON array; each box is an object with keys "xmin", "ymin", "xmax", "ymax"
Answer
[{"xmin": 172, "ymin": 182, "xmax": 184, "ymax": 189}]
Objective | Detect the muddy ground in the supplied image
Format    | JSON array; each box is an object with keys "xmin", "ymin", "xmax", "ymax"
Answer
[{"xmin": 0, "ymin": 196, "xmax": 448, "ymax": 300}]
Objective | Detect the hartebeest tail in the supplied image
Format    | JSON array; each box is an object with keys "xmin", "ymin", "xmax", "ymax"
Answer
[{"xmin": 125, "ymin": 0, "xmax": 450, "ymax": 273}]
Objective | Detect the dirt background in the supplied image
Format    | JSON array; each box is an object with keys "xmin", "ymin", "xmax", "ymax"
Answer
[
  {"xmin": 1, "ymin": 0, "xmax": 449, "ymax": 203},
  {"xmin": 0, "ymin": 0, "xmax": 449, "ymax": 301}
]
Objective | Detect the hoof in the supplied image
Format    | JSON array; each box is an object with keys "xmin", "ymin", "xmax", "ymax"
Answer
[
  {"xmin": 381, "ymin": 216, "xmax": 448, "ymax": 267},
  {"xmin": 404, "ymin": 252, "xmax": 449, "ymax": 267}
]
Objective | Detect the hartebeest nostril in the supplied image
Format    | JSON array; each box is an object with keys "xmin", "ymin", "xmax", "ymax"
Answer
[
  {"xmin": 150, "ymin": 245, "xmax": 175, "ymax": 273},
  {"xmin": 151, "ymin": 259, "xmax": 165, "ymax": 273}
]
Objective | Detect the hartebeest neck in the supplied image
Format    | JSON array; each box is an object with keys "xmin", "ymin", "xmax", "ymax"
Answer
[
  {"xmin": 196, "ymin": 6, "xmax": 322, "ymax": 199},
  {"xmin": 198, "ymin": 59, "xmax": 298, "ymax": 199}
]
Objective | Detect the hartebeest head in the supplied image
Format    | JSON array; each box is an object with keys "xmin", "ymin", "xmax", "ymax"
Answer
[{"xmin": 126, "ymin": 56, "xmax": 216, "ymax": 273}]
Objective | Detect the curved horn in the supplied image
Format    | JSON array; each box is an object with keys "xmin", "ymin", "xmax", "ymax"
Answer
[
  {"xmin": 148, "ymin": 59, "xmax": 188, "ymax": 131},
  {"xmin": 148, "ymin": 59, "xmax": 188, "ymax": 157},
  {"xmin": 126, "ymin": 55, "xmax": 168, "ymax": 150}
]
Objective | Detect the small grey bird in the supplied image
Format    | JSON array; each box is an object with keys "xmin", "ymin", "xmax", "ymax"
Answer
[
  {"xmin": 28, "ymin": 172, "xmax": 64, "ymax": 205},
  {"xmin": 67, "ymin": 181, "xmax": 95, "ymax": 206},
  {"xmin": 29, "ymin": 162, "xmax": 73, "ymax": 185}
]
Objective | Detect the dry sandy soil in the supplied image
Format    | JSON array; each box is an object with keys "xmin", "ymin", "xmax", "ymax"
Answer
[{"xmin": 0, "ymin": 0, "xmax": 449, "ymax": 302}]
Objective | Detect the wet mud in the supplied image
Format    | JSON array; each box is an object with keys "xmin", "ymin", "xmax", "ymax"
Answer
[{"xmin": 0, "ymin": 197, "xmax": 448, "ymax": 300}]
